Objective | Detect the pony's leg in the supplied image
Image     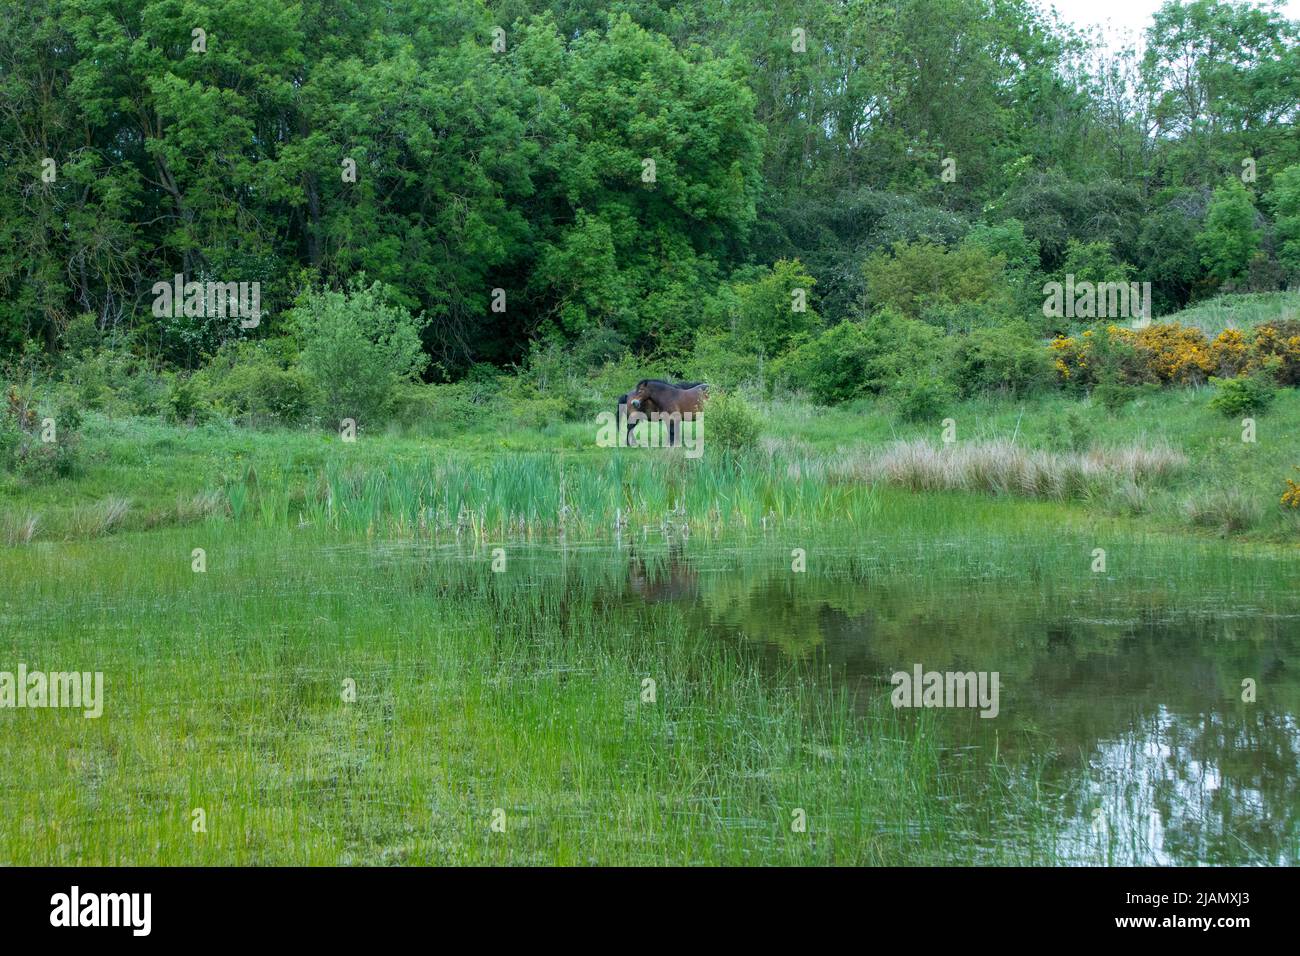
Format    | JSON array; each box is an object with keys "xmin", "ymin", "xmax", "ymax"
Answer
[{"xmin": 667, "ymin": 417, "xmax": 677, "ymax": 447}]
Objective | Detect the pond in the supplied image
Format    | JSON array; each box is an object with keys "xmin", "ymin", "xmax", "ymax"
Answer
[
  {"xmin": 2, "ymin": 519, "xmax": 1296, "ymax": 865},
  {"xmin": 598, "ymin": 535, "xmax": 1300, "ymax": 865}
]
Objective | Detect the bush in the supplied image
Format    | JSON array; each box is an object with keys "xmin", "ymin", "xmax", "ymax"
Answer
[
  {"xmin": 951, "ymin": 321, "xmax": 1052, "ymax": 398},
  {"xmin": 289, "ymin": 281, "xmax": 428, "ymax": 425},
  {"xmin": 729, "ymin": 259, "xmax": 821, "ymax": 357},
  {"xmin": 1207, "ymin": 375, "xmax": 1276, "ymax": 417},
  {"xmin": 193, "ymin": 339, "xmax": 314, "ymax": 426},
  {"xmin": 1093, "ymin": 380, "xmax": 1159, "ymax": 414},
  {"xmin": 888, "ymin": 372, "xmax": 957, "ymax": 423},
  {"xmin": 1251, "ymin": 320, "xmax": 1300, "ymax": 386},
  {"xmin": 690, "ymin": 329, "xmax": 764, "ymax": 390},
  {"xmin": 394, "ymin": 381, "xmax": 497, "ymax": 434},
  {"xmin": 771, "ymin": 310, "xmax": 950, "ymax": 405},
  {"xmin": 1, "ymin": 386, "xmax": 83, "ymax": 481},
  {"xmin": 60, "ymin": 313, "xmax": 102, "ymax": 355},
  {"xmin": 702, "ymin": 390, "xmax": 760, "ymax": 453}
]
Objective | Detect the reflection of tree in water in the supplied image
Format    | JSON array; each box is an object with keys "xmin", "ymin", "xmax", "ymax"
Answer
[{"xmin": 620, "ymin": 552, "xmax": 1300, "ymax": 864}]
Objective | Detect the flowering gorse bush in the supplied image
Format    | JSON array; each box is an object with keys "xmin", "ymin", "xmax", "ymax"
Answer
[{"xmin": 1050, "ymin": 320, "xmax": 1300, "ymax": 389}]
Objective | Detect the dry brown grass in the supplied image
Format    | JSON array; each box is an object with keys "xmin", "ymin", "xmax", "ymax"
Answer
[{"xmin": 836, "ymin": 439, "xmax": 1186, "ymax": 500}]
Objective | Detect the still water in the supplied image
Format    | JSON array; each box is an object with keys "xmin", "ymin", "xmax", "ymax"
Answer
[{"xmin": 580, "ymin": 536, "xmax": 1299, "ymax": 865}]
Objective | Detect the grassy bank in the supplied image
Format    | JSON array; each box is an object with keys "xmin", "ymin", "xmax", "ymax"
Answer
[{"xmin": 4, "ymin": 385, "xmax": 1298, "ymax": 545}]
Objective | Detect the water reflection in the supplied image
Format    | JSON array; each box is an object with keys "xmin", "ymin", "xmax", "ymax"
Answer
[{"xmin": 618, "ymin": 544, "xmax": 1300, "ymax": 865}]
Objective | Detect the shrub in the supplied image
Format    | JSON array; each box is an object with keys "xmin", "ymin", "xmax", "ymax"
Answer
[
  {"xmin": 770, "ymin": 322, "xmax": 872, "ymax": 404},
  {"xmin": 1093, "ymin": 380, "xmax": 1159, "ymax": 414},
  {"xmin": 1281, "ymin": 468, "xmax": 1300, "ymax": 510},
  {"xmin": 60, "ymin": 313, "xmax": 102, "ymax": 355},
  {"xmin": 1251, "ymin": 320, "xmax": 1300, "ymax": 386},
  {"xmin": 1207, "ymin": 375, "xmax": 1276, "ymax": 417},
  {"xmin": 888, "ymin": 372, "xmax": 956, "ymax": 423},
  {"xmin": 394, "ymin": 381, "xmax": 497, "ymax": 434},
  {"xmin": 1209, "ymin": 328, "xmax": 1251, "ymax": 376},
  {"xmin": 1056, "ymin": 239, "xmax": 1135, "ymax": 287},
  {"xmin": 691, "ymin": 329, "xmax": 764, "ymax": 390},
  {"xmin": 1, "ymin": 386, "xmax": 83, "ymax": 481},
  {"xmin": 730, "ymin": 259, "xmax": 821, "ymax": 357},
  {"xmin": 951, "ymin": 321, "xmax": 1052, "ymax": 398},
  {"xmin": 289, "ymin": 281, "xmax": 428, "ymax": 425},
  {"xmin": 1051, "ymin": 323, "xmax": 1225, "ymax": 388},
  {"xmin": 194, "ymin": 339, "xmax": 314, "ymax": 426},
  {"xmin": 702, "ymin": 390, "xmax": 760, "ymax": 453},
  {"xmin": 771, "ymin": 310, "xmax": 950, "ymax": 405}
]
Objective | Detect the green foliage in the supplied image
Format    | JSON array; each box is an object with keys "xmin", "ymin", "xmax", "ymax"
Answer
[
  {"xmin": 60, "ymin": 314, "xmax": 102, "ymax": 355},
  {"xmin": 951, "ymin": 321, "xmax": 1053, "ymax": 398},
  {"xmin": 1268, "ymin": 164, "xmax": 1300, "ymax": 282},
  {"xmin": 1137, "ymin": 191, "xmax": 1206, "ymax": 312},
  {"xmin": 702, "ymin": 390, "xmax": 761, "ymax": 453},
  {"xmin": 730, "ymin": 260, "xmax": 821, "ymax": 357},
  {"xmin": 964, "ymin": 219, "xmax": 1044, "ymax": 316},
  {"xmin": 888, "ymin": 372, "xmax": 957, "ymax": 423},
  {"xmin": 772, "ymin": 310, "xmax": 950, "ymax": 405},
  {"xmin": 864, "ymin": 241, "xmax": 1011, "ymax": 320},
  {"xmin": 191, "ymin": 339, "xmax": 315, "ymax": 427},
  {"xmin": 1058, "ymin": 239, "xmax": 1135, "ymax": 287},
  {"xmin": 289, "ymin": 282, "xmax": 429, "ymax": 425},
  {"xmin": 2, "ymin": 0, "xmax": 1298, "ymax": 379},
  {"xmin": 1208, "ymin": 374, "xmax": 1276, "ymax": 417},
  {"xmin": 0, "ymin": 385, "xmax": 83, "ymax": 481},
  {"xmin": 690, "ymin": 329, "xmax": 764, "ymax": 390},
  {"xmin": 1197, "ymin": 179, "xmax": 1262, "ymax": 286}
]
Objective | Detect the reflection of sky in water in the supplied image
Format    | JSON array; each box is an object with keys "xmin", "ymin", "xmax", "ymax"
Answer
[{"xmin": 1055, "ymin": 707, "xmax": 1299, "ymax": 865}]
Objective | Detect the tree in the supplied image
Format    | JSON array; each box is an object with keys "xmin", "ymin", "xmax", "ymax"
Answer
[
  {"xmin": 1196, "ymin": 179, "xmax": 1261, "ymax": 286},
  {"xmin": 1268, "ymin": 164, "xmax": 1300, "ymax": 283}
]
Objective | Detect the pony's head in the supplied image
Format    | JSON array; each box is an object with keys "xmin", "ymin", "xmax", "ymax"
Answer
[{"xmin": 628, "ymin": 380, "xmax": 654, "ymax": 410}]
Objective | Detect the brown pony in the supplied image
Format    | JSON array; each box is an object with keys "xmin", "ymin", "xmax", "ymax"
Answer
[
  {"xmin": 618, "ymin": 380, "xmax": 702, "ymax": 446},
  {"xmin": 626, "ymin": 379, "xmax": 708, "ymax": 447}
]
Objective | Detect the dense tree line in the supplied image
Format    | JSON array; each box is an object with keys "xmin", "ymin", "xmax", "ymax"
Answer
[{"xmin": 1, "ymin": 0, "xmax": 1297, "ymax": 374}]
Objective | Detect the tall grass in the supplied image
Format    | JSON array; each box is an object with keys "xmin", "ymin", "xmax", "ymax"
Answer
[
  {"xmin": 841, "ymin": 439, "xmax": 1186, "ymax": 500},
  {"xmin": 229, "ymin": 451, "xmax": 884, "ymax": 539}
]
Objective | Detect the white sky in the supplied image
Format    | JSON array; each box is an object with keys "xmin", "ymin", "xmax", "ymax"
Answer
[{"xmin": 1043, "ymin": 0, "xmax": 1300, "ymax": 52}]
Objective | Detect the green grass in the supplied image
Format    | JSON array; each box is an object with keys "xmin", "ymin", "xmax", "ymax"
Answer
[
  {"xmin": 1152, "ymin": 290, "xmax": 1300, "ymax": 335},
  {"xmin": 4, "ymin": 391, "xmax": 1297, "ymax": 864},
  {"xmin": 6, "ymin": 384, "xmax": 1299, "ymax": 544}
]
